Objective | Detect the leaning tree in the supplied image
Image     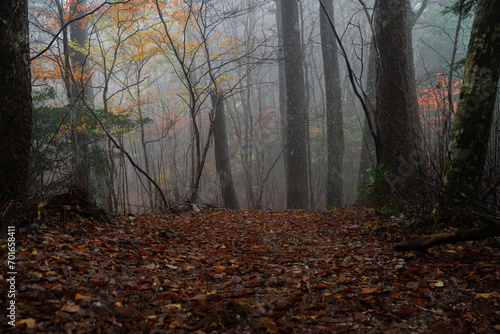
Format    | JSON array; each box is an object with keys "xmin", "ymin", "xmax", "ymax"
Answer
[{"xmin": 397, "ymin": 0, "xmax": 500, "ymax": 251}]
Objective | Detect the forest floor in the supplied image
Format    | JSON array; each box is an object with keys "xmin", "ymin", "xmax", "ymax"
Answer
[{"xmin": 1, "ymin": 206, "xmax": 500, "ymax": 333}]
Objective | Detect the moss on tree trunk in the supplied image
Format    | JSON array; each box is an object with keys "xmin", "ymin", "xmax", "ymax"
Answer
[{"xmin": 439, "ymin": 0, "xmax": 500, "ymax": 208}]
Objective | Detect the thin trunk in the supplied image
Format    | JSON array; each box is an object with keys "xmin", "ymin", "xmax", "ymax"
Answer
[
  {"xmin": 357, "ymin": 37, "xmax": 377, "ymax": 199},
  {"xmin": 440, "ymin": 11, "xmax": 463, "ymax": 167},
  {"xmin": 275, "ymin": 0, "xmax": 288, "ymax": 196},
  {"xmin": 69, "ymin": 0, "xmax": 94, "ymax": 189},
  {"xmin": 137, "ymin": 71, "xmax": 154, "ymax": 210}
]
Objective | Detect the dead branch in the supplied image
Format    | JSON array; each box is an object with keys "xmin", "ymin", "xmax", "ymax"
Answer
[{"xmin": 394, "ymin": 215, "xmax": 500, "ymax": 251}]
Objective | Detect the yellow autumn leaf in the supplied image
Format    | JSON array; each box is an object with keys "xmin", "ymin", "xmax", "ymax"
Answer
[
  {"xmin": 17, "ymin": 318, "xmax": 36, "ymax": 329},
  {"xmin": 434, "ymin": 281, "xmax": 444, "ymax": 287},
  {"xmin": 477, "ymin": 293, "xmax": 491, "ymax": 299},
  {"xmin": 115, "ymin": 302, "xmax": 123, "ymax": 307}
]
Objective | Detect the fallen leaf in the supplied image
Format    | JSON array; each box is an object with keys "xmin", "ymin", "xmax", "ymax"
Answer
[
  {"xmin": 434, "ymin": 281, "xmax": 444, "ymax": 288},
  {"xmin": 361, "ymin": 287, "xmax": 378, "ymax": 294},
  {"xmin": 17, "ymin": 318, "xmax": 36, "ymax": 329},
  {"xmin": 61, "ymin": 302, "xmax": 80, "ymax": 313},
  {"xmin": 75, "ymin": 293, "xmax": 90, "ymax": 300}
]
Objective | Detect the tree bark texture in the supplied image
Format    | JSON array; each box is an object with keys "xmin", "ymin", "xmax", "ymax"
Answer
[
  {"xmin": 439, "ymin": 0, "xmax": 500, "ymax": 207},
  {"xmin": 275, "ymin": 0, "xmax": 288, "ymax": 199},
  {"xmin": 281, "ymin": 0, "xmax": 309, "ymax": 209},
  {"xmin": 0, "ymin": 0, "xmax": 32, "ymax": 204},
  {"xmin": 374, "ymin": 0, "xmax": 423, "ymax": 197},
  {"xmin": 212, "ymin": 92, "xmax": 239, "ymax": 209},
  {"xmin": 320, "ymin": 0, "xmax": 345, "ymax": 209},
  {"xmin": 69, "ymin": 0, "xmax": 94, "ymax": 189}
]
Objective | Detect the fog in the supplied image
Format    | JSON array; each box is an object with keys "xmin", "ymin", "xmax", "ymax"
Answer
[{"xmin": 29, "ymin": 0, "xmax": 484, "ymax": 213}]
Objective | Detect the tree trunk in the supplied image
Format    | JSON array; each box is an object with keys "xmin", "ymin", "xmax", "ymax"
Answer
[
  {"xmin": 280, "ymin": 0, "xmax": 309, "ymax": 209},
  {"xmin": 136, "ymin": 70, "xmax": 154, "ymax": 210},
  {"xmin": 212, "ymin": 91, "xmax": 239, "ymax": 209},
  {"xmin": 320, "ymin": 0, "xmax": 345, "ymax": 209},
  {"xmin": 439, "ymin": 0, "xmax": 500, "ymax": 207},
  {"xmin": 357, "ymin": 35, "xmax": 377, "ymax": 200},
  {"xmin": 374, "ymin": 0, "xmax": 423, "ymax": 198},
  {"xmin": 69, "ymin": 0, "xmax": 94, "ymax": 189},
  {"xmin": 275, "ymin": 0, "xmax": 288, "ymax": 203},
  {"xmin": 0, "ymin": 0, "xmax": 31, "ymax": 206}
]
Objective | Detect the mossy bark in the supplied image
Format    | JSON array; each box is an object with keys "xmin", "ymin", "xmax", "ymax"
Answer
[{"xmin": 439, "ymin": 0, "xmax": 500, "ymax": 208}]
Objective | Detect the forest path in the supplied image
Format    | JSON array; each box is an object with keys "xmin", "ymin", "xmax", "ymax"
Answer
[{"xmin": 2, "ymin": 208, "xmax": 499, "ymax": 333}]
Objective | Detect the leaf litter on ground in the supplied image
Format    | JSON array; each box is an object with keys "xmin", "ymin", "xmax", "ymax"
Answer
[{"xmin": 1, "ymin": 207, "xmax": 499, "ymax": 333}]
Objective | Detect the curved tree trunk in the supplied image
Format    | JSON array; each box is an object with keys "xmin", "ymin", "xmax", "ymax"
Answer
[
  {"xmin": 438, "ymin": 0, "xmax": 500, "ymax": 208},
  {"xmin": 0, "ymin": 0, "xmax": 31, "ymax": 208}
]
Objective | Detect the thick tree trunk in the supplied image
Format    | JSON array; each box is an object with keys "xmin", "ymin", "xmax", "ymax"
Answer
[
  {"xmin": 0, "ymin": 0, "xmax": 31, "ymax": 206},
  {"xmin": 212, "ymin": 91, "xmax": 239, "ymax": 209},
  {"xmin": 374, "ymin": 0, "xmax": 423, "ymax": 198},
  {"xmin": 281, "ymin": 0, "xmax": 309, "ymax": 209},
  {"xmin": 320, "ymin": 0, "xmax": 345, "ymax": 209},
  {"xmin": 438, "ymin": 0, "xmax": 500, "ymax": 207}
]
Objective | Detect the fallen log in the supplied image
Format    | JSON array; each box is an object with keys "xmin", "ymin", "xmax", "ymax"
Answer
[{"xmin": 394, "ymin": 213, "xmax": 500, "ymax": 251}]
